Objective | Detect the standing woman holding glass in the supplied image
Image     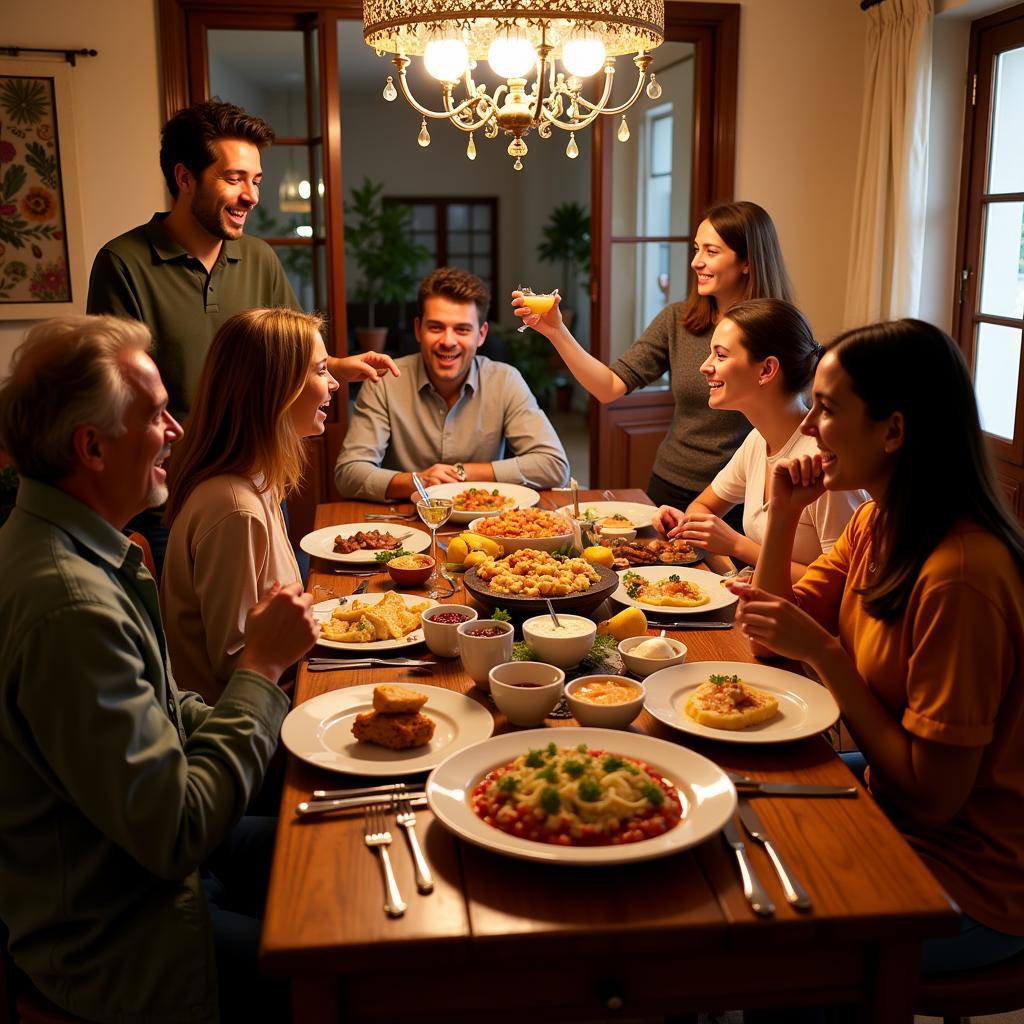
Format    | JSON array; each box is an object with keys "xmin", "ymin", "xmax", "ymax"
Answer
[
  {"xmin": 733, "ymin": 320, "xmax": 1024, "ymax": 975},
  {"xmin": 161, "ymin": 308, "xmax": 341, "ymax": 704},
  {"xmin": 513, "ymin": 200, "xmax": 794, "ymax": 514}
]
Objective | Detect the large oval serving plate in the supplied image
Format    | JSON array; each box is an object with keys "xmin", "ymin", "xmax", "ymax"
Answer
[
  {"xmin": 644, "ymin": 661, "xmax": 840, "ymax": 744},
  {"xmin": 464, "ymin": 562, "xmax": 619, "ymax": 616},
  {"xmin": 300, "ymin": 523, "xmax": 431, "ymax": 564},
  {"xmin": 281, "ymin": 684, "xmax": 494, "ymax": 776},
  {"xmin": 611, "ymin": 565, "xmax": 738, "ymax": 615},
  {"xmin": 313, "ymin": 594, "xmax": 437, "ymax": 652},
  {"xmin": 424, "ymin": 482, "xmax": 540, "ymax": 524},
  {"xmin": 426, "ymin": 727, "xmax": 736, "ymax": 865}
]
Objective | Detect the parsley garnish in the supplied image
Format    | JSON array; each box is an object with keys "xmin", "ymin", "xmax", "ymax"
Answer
[
  {"xmin": 668, "ymin": 574, "xmax": 680, "ymax": 582},
  {"xmin": 576, "ymin": 743, "xmax": 589, "ymax": 753},
  {"xmin": 536, "ymin": 764, "xmax": 557, "ymax": 783},
  {"xmin": 708, "ymin": 673, "xmax": 740, "ymax": 686},
  {"xmin": 492, "ymin": 608, "xmax": 511, "ymax": 623},
  {"xmin": 540, "ymin": 787, "xmax": 561, "ymax": 814},
  {"xmin": 561, "ymin": 758, "xmax": 585, "ymax": 779},
  {"xmin": 602, "ymin": 755, "xmax": 626, "ymax": 773},
  {"xmin": 375, "ymin": 547, "xmax": 412, "ymax": 562},
  {"xmin": 641, "ymin": 782, "xmax": 666, "ymax": 806},
  {"xmin": 578, "ymin": 779, "xmax": 601, "ymax": 802},
  {"xmin": 497, "ymin": 775, "xmax": 518, "ymax": 794},
  {"xmin": 525, "ymin": 749, "xmax": 545, "ymax": 768},
  {"xmin": 546, "ymin": 741, "xmax": 558, "ymax": 757}
]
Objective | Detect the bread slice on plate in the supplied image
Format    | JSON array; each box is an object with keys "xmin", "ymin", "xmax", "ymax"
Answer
[{"xmin": 372, "ymin": 684, "xmax": 429, "ymax": 714}]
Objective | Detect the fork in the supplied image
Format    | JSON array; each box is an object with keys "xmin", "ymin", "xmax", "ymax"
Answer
[
  {"xmin": 395, "ymin": 797, "xmax": 434, "ymax": 894},
  {"xmin": 364, "ymin": 805, "xmax": 406, "ymax": 917}
]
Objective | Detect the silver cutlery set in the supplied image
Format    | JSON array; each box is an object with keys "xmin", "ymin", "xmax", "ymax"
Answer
[
  {"xmin": 297, "ymin": 783, "xmax": 433, "ymax": 917},
  {"xmin": 721, "ymin": 774, "xmax": 856, "ymax": 915}
]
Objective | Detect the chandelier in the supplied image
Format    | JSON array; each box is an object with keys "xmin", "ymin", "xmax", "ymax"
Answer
[{"xmin": 363, "ymin": 1, "xmax": 665, "ymax": 169}]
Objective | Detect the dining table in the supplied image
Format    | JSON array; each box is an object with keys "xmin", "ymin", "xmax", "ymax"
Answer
[{"xmin": 260, "ymin": 489, "xmax": 958, "ymax": 1023}]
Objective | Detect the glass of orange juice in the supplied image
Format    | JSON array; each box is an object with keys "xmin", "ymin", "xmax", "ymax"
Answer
[{"xmin": 517, "ymin": 286, "xmax": 558, "ymax": 332}]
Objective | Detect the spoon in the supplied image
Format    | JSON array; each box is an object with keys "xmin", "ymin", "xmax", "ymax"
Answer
[{"xmin": 545, "ymin": 598, "xmax": 562, "ymax": 630}]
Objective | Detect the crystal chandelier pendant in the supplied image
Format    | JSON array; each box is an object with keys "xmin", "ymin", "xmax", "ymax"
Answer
[
  {"xmin": 646, "ymin": 75, "xmax": 662, "ymax": 100},
  {"xmin": 383, "ymin": 77, "xmax": 398, "ymax": 102},
  {"xmin": 418, "ymin": 119, "xmax": 431, "ymax": 147},
  {"xmin": 466, "ymin": 132, "xmax": 477, "ymax": 161},
  {"xmin": 566, "ymin": 133, "xmax": 579, "ymax": 159},
  {"xmin": 617, "ymin": 116, "xmax": 630, "ymax": 143},
  {"xmin": 513, "ymin": 157, "xmax": 523, "ymax": 171}
]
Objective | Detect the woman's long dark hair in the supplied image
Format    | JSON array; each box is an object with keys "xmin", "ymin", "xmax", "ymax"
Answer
[
  {"xmin": 681, "ymin": 201, "xmax": 794, "ymax": 334},
  {"xmin": 725, "ymin": 299, "xmax": 821, "ymax": 394},
  {"xmin": 829, "ymin": 319, "xmax": 1024, "ymax": 620}
]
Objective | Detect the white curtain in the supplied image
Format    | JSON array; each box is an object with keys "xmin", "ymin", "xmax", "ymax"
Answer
[{"xmin": 843, "ymin": 0, "xmax": 933, "ymax": 328}]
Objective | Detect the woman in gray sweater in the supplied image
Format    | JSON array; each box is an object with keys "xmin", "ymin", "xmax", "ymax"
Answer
[{"xmin": 514, "ymin": 201, "xmax": 793, "ymax": 515}]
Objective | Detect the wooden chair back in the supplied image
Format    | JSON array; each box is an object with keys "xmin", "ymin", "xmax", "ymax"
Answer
[{"xmin": 916, "ymin": 947, "xmax": 1024, "ymax": 1023}]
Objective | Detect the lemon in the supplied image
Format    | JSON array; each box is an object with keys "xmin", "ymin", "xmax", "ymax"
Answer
[
  {"xmin": 463, "ymin": 550, "xmax": 491, "ymax": 569},
  {"xmin": 461, "ymin": 532, "xmax": 503, "ymax": 557},
  {"xmin": 582, "ymin": 545, "xmax": 614, "ymax": 568},
  {"xmin": 446, "ymin": 537, "xmax": 469, "ymax": 565},
  {"xmin": 597, "ymin": 607, "xmax": 648, "ymax": 641}
]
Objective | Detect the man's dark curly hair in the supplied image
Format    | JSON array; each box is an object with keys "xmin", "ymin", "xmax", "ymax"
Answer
[{"xmin": 159, "ymin": 99, "xmax": 275, "ymax": 197}]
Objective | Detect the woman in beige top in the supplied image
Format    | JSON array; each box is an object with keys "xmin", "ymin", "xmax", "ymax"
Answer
[{"xmin": 161, "ymin": 308, "xmax": 341, "ymax": 703}]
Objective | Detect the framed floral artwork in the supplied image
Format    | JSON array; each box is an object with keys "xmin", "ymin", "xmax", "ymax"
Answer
[{"xmin": 0, "ymin": 58, "xmax": 86, "ymax": 318}]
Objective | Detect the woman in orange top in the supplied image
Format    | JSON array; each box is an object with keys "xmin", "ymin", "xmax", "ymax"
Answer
[{"xmin": 734, "ymin": 319, "xmax": 1024, "ymax": 974}]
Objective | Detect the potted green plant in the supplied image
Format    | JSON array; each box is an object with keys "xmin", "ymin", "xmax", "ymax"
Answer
[
  {"xmin": 536, "ymin": 201, "xmax": 591, "ymax": 331},
  {"xmin": 344, "ymin": 178, "xmax": 429, "ymax": 351}
]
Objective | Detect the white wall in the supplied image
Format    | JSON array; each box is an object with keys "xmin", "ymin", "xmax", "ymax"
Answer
[{"xmin": 0, "ymin": 0, "xmax": 164, "ymax": 369}]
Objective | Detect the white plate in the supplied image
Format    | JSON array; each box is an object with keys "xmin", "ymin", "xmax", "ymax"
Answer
[
  {"xmin": 299, "ymin": 523, "xmax": 431, "ymax": 563},
  {"xmin": 426, "ymin": 727, "xmax": 736, "ymax": 865},
  {"xmin": 424, "ymin": 482, "xmax": 540, "ymax": 524},
  {"xmin": 611, "ymin": 565, "xmax": 738, "ymax": 615},
  {"xmin": 313, "ymin": 594, "xmax": 437, "ymax": 651},
  {"xmin": 557, "ymin": 501, "xmax": 659, "ymax": 530},
  {"xmin": 281, "ymin": 684, "xmax": 494, "ymax": 776},
  {"xmin": 644, "ymin": 661, "xmax": 841, "ymax": 744}
]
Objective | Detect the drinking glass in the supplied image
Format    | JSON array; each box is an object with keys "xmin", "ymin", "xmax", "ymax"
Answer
[
  {"xmin": 516, "ymin": 285, "xmax": 558, "ymax": 332},
  {"xmin": 416, "ymin": 498, "xmax": 455, "ymax": 598}
]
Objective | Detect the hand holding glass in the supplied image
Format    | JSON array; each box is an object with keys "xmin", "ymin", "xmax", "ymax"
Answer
[{"xmin": 516, "ymin": 286, "xmax": 558, "ymax": 332}]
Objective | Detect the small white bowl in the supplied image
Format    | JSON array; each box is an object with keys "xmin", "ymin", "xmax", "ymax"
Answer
[
  {"xmin": 421, "ymin": 604, "xmax": 477, "ymax": 658},
  {"xmin": 596, "ymin": 525, "xmax": 638, "ymax": 543},
  {"xmin": 618, "ymin": 635, "xmax": 688, "ymax": 678},
  {"xmin": 489, "ymin": 662, "xmax": 565, "ymax": 726},
  {"xmin": 522, "ymin": 614, "xmax": 597, "ymax": 669},
  {"xmin": 565, "ymin": 675, "xmax": 646, "ymax": 729},
  {"xmin": 456, "ymin": 619, "xmax": 514, "ymax": 690}
]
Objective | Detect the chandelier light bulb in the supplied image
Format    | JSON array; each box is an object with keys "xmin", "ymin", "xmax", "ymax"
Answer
[
  {"xmin": 298, "ymin": 179, "xmax": 311, "ymax": 200},
  {"xmin": 382, "ymin": 77, "xmax": 397, "ymax": 102},
  {"xmin": 488, "ymin": 27, "xmax": 537, "ymax": 79},
  {"xmin": 466, "ymin": 132, "xmax": 477, "ymax": 160},
  {"xmin": 424, "ymin": 37, "xmax": 469, "ymax": 82},
  {"xmin": 562, "ymin": 31, "xmax": 606, "ymax": 78},
  {"xmin": 617, "ymin": 116, "xmax": 630, "ymax": 142},
  {"xmin": 418, "ymin": 119, "xmax": 431, "ymax": 147},
  {"xmin": 646, "ymin": 75, "xmax": 663, "ymax": 100},
  {"xmin": 566, "ymin": 133, "xmax": 579, "ymax": 159}
]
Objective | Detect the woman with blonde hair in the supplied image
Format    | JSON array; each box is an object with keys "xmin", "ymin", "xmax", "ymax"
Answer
[{"xmin": 161, "ymin": 307, "xmax": 341, "ymax": 703}]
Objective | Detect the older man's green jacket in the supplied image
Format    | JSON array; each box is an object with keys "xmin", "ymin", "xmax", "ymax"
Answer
[{"xmin": 0, "ymin": 480, "xmax": 289, "ymax": 1024}]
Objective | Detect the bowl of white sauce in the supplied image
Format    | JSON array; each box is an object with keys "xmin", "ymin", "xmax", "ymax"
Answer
[{"xmin": 522, "ymin": 614, "xmax": 597, "ymax": 669}]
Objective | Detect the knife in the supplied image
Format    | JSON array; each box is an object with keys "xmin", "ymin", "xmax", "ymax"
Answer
[
  {"xmin": 721, "ymin": 817, "xmax": 775, "ymax": 916},
  {"xmin": 307, "ymin": 658, "xmax": 433, "ymax": 671},
  {"xmin": 296, "ymin": 790, "xmax": 427, "ymax": 817},
  {"xmin": 738, "ymin": 799, "xmax": 812, "ymax": 911},
  {"xmin": 651, "ymin": 621, "xmax": 734, "ymax": 630},
  {"xmin": 730, "ymin": 775, "xmax": 858, "ymax": 798}
]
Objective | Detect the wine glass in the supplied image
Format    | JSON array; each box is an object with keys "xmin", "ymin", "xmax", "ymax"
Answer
[
  {"xmin": 415, "ymin": 498, "xmax": 455, "ymax": 599},
  {"xmin": 516, "ymin": 285, "xmax": 558, "ymax": 332}
]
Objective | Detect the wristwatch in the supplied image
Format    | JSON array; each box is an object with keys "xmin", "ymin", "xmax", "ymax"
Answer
[{"xmin": 454, "ymin": 462, "xmax": 467, "ymax": 482}]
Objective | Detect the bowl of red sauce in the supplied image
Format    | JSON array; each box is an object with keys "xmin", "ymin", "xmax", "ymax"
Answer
[{"xmin": 421, "ymin": 604, "xmax": 478, "ymax": 658}]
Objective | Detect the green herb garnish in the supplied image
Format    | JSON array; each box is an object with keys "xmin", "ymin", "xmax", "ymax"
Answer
[
  {"xmin": 561, "ymin": 758, "xmax": 585, "ymax": 779},
  {"xmin": 525, "ymin": 749, "xmax": 545, "ymax": 768},
  {"xmin": 576, "ymin": 743, "xmax": 589, "ymax": 753},
  {"xmin": 546, "ymin": 741, "xmax": 558, "ymax": 757},
  {"xmin": 536, "ymin": 764, "xmax": 557, "ymax": 783},
  {"xmin": 512, "ymin": 640, "xmax": 538, "ymax": 662},
  {"xmin": 540, "ymin": 787, "xmax": 561, "ymax": 814},
  {"xmin": 492, "ymin": 608, "xmax": 511, "ymax": 623},
  {"xmin": 602, "ymin": 755, "xmax": 626, "ymax": 773},
  {"xmin": 497, "ymin": 775, "xmax": 518, "ymax": 794},
  {"xmin": 577, "ymin": 779, "xmax": 601, "ymax": 802},
  {"xmin": 375, "ymin": 547, "xmax": 412, "ymax": 562},
  {"xmin": 641, "ymin": 782, "xmax": 666, "ymax": 806},
  {"xmin": 708, "ymin": 673, "xmax": 740, "ymax": 686}
]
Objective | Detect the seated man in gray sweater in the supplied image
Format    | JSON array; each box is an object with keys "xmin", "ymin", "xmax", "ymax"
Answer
[
  {"xmin": 0, "ymin": 315, "xmax": 317, "ymax": 1024},
  {"xmin": 335, "ymin": 267, "xmax": 570, "ymax": 501}
]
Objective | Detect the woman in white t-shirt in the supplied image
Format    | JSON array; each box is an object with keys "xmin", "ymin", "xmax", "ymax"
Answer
[{"xmin": 654, "ymin": 298, "xmax": 867, "ymax": 582}]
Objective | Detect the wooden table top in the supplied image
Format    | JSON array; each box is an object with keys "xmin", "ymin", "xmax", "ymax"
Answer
[{"xmin": 260, "ymin": 490, "xmax": 957, "ymax": 1022}]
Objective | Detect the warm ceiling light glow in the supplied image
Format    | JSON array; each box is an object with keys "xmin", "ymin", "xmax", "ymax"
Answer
[
  {"xmin": 562, "ymin": 30, "xmax": 606, "ymax": 78},
  {"xmin": 424, "ymin": 37, "xmax": 469, "ymax": 82},
  {"xmin": 362, "ymin": 1, "xmax": 665, "ymax": 168}
]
